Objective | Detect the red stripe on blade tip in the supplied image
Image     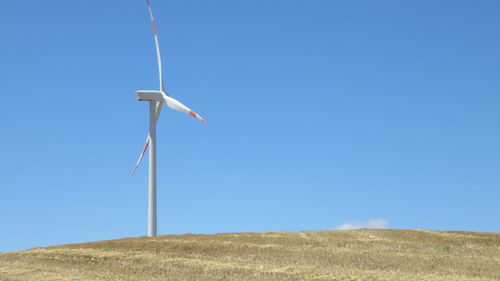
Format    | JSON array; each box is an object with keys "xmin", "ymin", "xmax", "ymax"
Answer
[{"xmin": 152, "ymin": 21, "xmax": 157, "ymax": 35}]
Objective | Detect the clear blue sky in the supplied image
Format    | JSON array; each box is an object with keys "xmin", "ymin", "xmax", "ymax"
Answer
[{"xmin": 0, "ymin": 0, "xmax": 499, "ymax": 252}]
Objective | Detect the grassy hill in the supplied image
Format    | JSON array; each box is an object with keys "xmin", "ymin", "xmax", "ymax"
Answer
[{"xmin": 0, "ymin": 229, "xmax": 499, "ymax": 281}]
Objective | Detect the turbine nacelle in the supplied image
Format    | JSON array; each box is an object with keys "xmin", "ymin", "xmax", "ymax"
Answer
[
  {"xmin": 136, "ymin": 90, "xmax": 164, "ymax": 101},
  {"xmin": 135, "ymin": 90, "xmax": 206, "ymax": 124}
]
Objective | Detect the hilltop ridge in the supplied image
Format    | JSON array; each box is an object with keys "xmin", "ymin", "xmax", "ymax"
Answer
[{"xmin": 1, "ymin": 229, "xmax": 499, "ymax": 281}]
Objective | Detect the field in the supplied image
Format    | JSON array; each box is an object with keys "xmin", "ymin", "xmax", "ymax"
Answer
[{"xmin": 1, "ymin": 229, "xmax": 499, "ymax": 281}]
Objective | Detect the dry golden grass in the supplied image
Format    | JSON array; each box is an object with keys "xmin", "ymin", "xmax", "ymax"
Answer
[{"xmin": 1, "ymin": 229, "xmax": 499, "ymax": 281}]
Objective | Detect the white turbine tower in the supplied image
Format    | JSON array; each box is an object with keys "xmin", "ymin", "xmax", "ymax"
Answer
[{"xmin": 132, "ymin": 0, "xmax": 206, "ymax": 238}]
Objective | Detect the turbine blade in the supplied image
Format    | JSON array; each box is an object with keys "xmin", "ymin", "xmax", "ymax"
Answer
[
  {"xmin": 155, "ymin": 101, "xmax": 163, "ymax": 122},
  {"xmin": 146, "ymin": 0, "xmax": 164, "ymax": 91},
  {"xmin": 130, "ymin": 102, "xmax": 162, "ymax": 176},
  {"xmin": 189, "ymin": 110, "xmax": 207, "ymax": 124},
  {"xmin": 131, "ymin": 136, "xmax": 150, "ymax": 176},
  {"xmin": 163, "ymin": 95, "xmax": 207, "ymax": 124}
]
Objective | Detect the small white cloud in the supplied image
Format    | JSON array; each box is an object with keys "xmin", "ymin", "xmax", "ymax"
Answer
[{"xmin": 334, "ymin": 218, "xmax": 389, "ymax": 230}]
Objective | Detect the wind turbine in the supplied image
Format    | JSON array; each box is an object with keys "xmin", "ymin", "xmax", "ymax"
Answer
[{"xmin": 132, "ymin": 0, "xmax": 206, "ymax": 238}]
